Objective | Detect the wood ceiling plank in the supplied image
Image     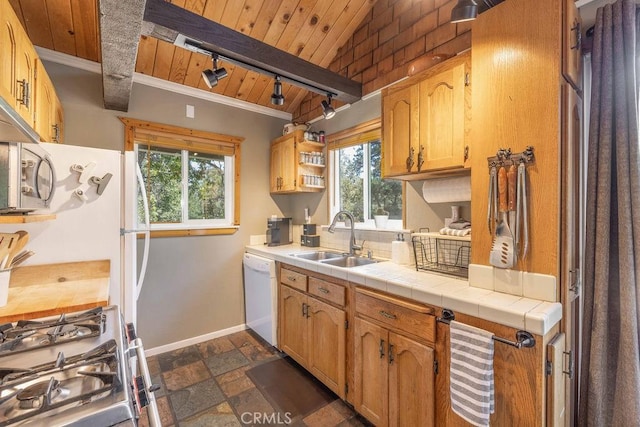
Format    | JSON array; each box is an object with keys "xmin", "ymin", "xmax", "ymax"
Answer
[
  {"xmin": 19, "ymin": 0, "xmax": 54, "ymax": 49},
  {"xmin": 261, "ymin": 0, "xmax": 300, "ymax": 46},
  {"xmin": 182, "ymin": 51, "xmax": 210, "ymax": 88},
  {"xmin": 7, "ymin": 1, "xmax": 26, "ymax": 29},
  {"xmin": 286, "ymin": 87, "xmax": 311, "ymax": 113},
  {"xmin": 221, "ymin": 67, "xmax": 248, "ymax": 98},
  {"xmin": 202, "ymin": 0, "xmax": 226, "ymax": 24},
  {"xmin": 70, "ymin": 0, "xmax": 100, "ymax": 61},
  {"xmin": 235, "ymin": 0, "xmax": 262, "ymax": 35},
  {"xmin": 152, "ymin": 39, "xmax": 176, "ymax": 80},
  {"xmin": 47, "ymin": 0, "xmax": 76, "ymax": 56},
  {"xmin": 245, "ymin": 73, "xmax": 272, "ymax": 104},
  {"xmin": 168, "ymin": 46, "xmax": 192, "ymax": 83},
  {"xmin": 246, "ymin": 0, "xmax": 283, "ymax": 41},
  {"xmin": 298, "ymin": 0, "xmax": 358, "ymax": 61},
  {"xmin": 281, "ymin": 0, "xmax": 333, "ymax": 56},
  {"xmin": 234, "ymin": 69, "xmax": 261, "ymax": 100},
  {"xmin": 308, "ymin": 0, "xmax": 374, "ymax": 65},
  {"xmin": 273, "ymin": 0, "xmax": 317, "ymax": 52},
  {"xmin": 206, "ymin": 0, "xmax": 246, "ymax": 89},
  {"xmin": 135, "ymin": 35, "xmax": 158, "ymax": 75}
]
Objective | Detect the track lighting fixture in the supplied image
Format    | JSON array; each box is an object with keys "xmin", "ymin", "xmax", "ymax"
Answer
[
  {"xmin": 450, "ymin": 0, "xmax": 478, "ymax": 23},
  {"xmin": 271, "ymin": 76, "xmax": 285, "ymax": 105},
  {"xmin": 321, "ymin": 95, "xmax": 336, "ymax": 119},
  {"xmin": 201, "ymin": 54, "xmax": 228, "ymax": 88}
]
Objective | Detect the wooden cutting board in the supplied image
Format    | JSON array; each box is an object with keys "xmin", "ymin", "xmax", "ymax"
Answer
[{"xmin": 0, "ymin": 260, "xmax": 110, "ymax": 323}]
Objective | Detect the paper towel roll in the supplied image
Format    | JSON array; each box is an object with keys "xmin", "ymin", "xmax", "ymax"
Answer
[
  {"xmin": 422, "ymin": 176, "xmax": 471, "ymax": 203},
  {"xmin": 392, "ymin": 241, "xmax": 413, "ymax": 265}
]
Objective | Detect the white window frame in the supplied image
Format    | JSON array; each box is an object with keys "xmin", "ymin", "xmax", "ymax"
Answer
[
  {"xmin": 135, "ymin": 145, "xmax": 235, "ymax": 230},
  {"xmin": 329, "ymin": 140, "xmax": 403, "ymax": 230}
]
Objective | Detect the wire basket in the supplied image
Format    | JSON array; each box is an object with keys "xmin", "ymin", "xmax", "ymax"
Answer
[{"xmin": 412, "ymin": 232, "xmax": 471, "ymax": 278}]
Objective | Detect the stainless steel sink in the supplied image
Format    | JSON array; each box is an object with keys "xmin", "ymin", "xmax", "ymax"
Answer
[
  {"xmin": 320, "ymin": 256, "xmax": 379, "ymax": 268},
  {"xmin": 293, "ymin": 250, "xmax": 345, "ymax": 261}
]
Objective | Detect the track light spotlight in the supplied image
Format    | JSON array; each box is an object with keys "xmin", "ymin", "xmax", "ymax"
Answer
[
  {"xmin": 202, "ymin": 54, "xmax": 228, "ymax": 88},
  {"xmin": 321, "ymin": 95, "xmax": 336, "ymax": 119},
  {"xmin": 271, "ymin": 76, "xmax": 285, "ymax": 105},
  {"xmin": 450, "ymin": 0, "xmax": 478, "ymax": 23}
]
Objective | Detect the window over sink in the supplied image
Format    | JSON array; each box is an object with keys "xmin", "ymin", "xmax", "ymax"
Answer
[
  {"xmin": 120, "ymin": 118, "xmax": 243, "ymax": 237},
  {"xmin": 328, "ymin": 119, "xmax": 404, "ymax": 229}
]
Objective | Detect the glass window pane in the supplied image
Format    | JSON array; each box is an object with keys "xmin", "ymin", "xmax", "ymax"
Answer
[
  {"xmin": 187, "ymin": 151, "xmax": 225, "ymax": 220},
  {"xmin": 338, "ymin": 145, "xmax": 364, "ymax": 222},
  {"xmin": 369, "ymin": 141, "xmax": 402, "ymax": 220},
  {"xmin": 138, "ymin": 146, "xmax": 182, "ymax": 223}
]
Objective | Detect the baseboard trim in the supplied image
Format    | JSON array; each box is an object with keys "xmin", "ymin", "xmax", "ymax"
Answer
[{"xmin": 145, "ymin": 324, "xmax": 248, "ymax": 357}]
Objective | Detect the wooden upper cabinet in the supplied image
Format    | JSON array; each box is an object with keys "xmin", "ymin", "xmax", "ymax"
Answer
[
  {"xmin": 381, "ymin": 52, "xmax": 470, "ymax": 180},
  {"xmin": 0, "ymin": 1, "xmax": 17, "ymax": 106},
  {"xmin": 562, "ymin": 0, "xmax": 582, "ymax": 91},
  {"xmin": 382, "ymin": 85, "xmax": 419, "ymax": 177},
  {"xmin": 419, "ymin": 62, "xmax": 467, "ymax": 171},
  {"xmin": 0, "ymin": 2, "xmax": 63, "ymax": 142},
  {"xmin": 270, "ymin": 130, "xmax": 325, "ymax": 194}
]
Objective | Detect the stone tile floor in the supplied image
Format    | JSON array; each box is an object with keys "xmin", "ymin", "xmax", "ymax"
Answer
[{"xmin": 139, "ymin": 330, "xmax": 370, "ymax": 426}]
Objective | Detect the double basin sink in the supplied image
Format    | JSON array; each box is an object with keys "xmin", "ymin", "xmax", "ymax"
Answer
[{"xmin": 292, "ymin": 250, "xmax": 379, "ymax": 268}]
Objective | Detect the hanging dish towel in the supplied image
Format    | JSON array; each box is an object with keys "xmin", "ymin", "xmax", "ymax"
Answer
[{"xmin": 449, "ymin": 320, "xmax": 495, "ymax": 427}]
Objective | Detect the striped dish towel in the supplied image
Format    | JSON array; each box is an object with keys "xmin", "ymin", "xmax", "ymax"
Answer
[
  {"xmin": 440, "ymin": 227, "xmax": 471, "ymax": 237},
  {"xmin": 449, "ymin": 320, "xmax": 495, "ymax": 427}
]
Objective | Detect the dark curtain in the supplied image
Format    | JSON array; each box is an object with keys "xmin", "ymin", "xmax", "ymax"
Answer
[{"xmin": 579, "ymin": 0, "xmax": 640, "ymax": 425}]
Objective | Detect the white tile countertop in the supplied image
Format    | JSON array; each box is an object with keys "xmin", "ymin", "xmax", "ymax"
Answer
[{"xmin": 246, "ymin": 243, "xmax": 562, "ymax": 336}]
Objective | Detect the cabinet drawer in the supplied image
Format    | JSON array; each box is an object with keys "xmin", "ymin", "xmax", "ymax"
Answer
[
  {"xmin": 281, "ymin": 268, "xmax": 307, "ymax": 291},
  {"xmin": 355, "ymin": 288, "xmax": 435, "ymax": 343},
  {"xmin": 309, "ymin": 277, "xmax": 345, "ymax": 307}
]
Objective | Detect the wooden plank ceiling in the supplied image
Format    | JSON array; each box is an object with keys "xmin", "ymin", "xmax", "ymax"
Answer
[{"xmin": 9, "ymin": 0, "xmax": 376, "ymax": 115}]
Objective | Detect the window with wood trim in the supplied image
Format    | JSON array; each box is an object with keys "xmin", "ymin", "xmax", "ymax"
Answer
[
  {"xmin": 120, "ymin": 118, "xmax": 243, "ymax": 236},
  {"xmin": 327, "ymin": 119, "xmax": 404, "ymax": 229}
]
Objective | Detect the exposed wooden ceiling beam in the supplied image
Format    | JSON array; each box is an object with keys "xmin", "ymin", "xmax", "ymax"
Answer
[
  {"xmin": 142, "ymin": 0, "xmax": 362, "ymax": 104},
  {"xmin": 99, "ymin": 0, "xmax": 147, "ymax": 111}
]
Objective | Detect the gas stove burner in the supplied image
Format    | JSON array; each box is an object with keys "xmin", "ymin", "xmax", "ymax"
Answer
[
  {"xmin": 0, "ymin": 307, "xmax": 105, "ymax": 356},
  {"xmin": 16, "ymin": 378, "xmax": 66, "ymax": 409}
]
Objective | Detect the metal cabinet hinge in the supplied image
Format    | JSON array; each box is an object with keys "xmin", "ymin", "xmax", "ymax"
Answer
[
  {"xmin": 345, "ymin": 383, "xmax": 349, "ymax": 395},
  {"xmin": 545, "ymin": 360, "xmax": 553, "ymax": 376},
  {"xmin": 345, "ymin": 320, "xmax": 349, "ymax": 330},
  {"xmin": 293, "ymin": 179, "xmax": 296, "ymax": 188},
  {"xmin": 434, "ymin": 359, "xmax": 439, "ymax": 374},
  {"xmin": 563, "ymin": 350, "xmax": 574, "ymax": 379},
  {"xmin": 569, "ymin": 268, "xmax": 581, "ymax": 296},
  {"xmin": 464, "ymin": 146, "xmax": 469, "ymax": 161},
  {"xmin": 465, "ymin": 72, "xmax": 470, "ymax": 86}
]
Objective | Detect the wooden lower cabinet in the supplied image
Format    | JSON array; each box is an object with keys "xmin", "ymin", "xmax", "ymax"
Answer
[
  {"xmin": 352, "ymin": 290, "xmax": 436, "ymax": 427},
  {"xmin": 278, "ymin": 269, "xmax": 347, "ymax": 399}
]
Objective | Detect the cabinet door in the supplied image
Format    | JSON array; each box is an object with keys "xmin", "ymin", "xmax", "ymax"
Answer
[
  {"xmin": 280, "ymin": 285, "xmax": 308, "ymax": 366},
  {"xmin": 280, "ymin": 137, "xmax": 297, "ymax": 191},
  {"xmin": 270, "ymin": 141, "xmax": 283, "ymax": 192},
  {"xmin": 382, "ymin": 85, "xmax": 419, "ymax": 177},
  {"xmin": 388, "ymin": 332, "xmax": 435, "ymax": 427},
  {"xmin": 307, "ymin": 296, "xmax": 346, "ymax": 398},
  {"xmin": 353, "ymin": 317, "xmax": 389, "ymax": 426},
  {"xmin": 14, "ymin": 29, "xmax": 36, "ymax": 125},
  {"xmin": 0, "ymin": 1, "xmax": 17, "ymax": 105},
  {"xmin": 562, "ymin": 0, "xmax": 582, "ymax": 91},
  {"xmin": 419, "ymin": 62, "xmax": 466, "ymax": 171},
  {"xmin": 547, "ymin": 333, "xmax": 566, "ymax": 427},
  {"xmin": 34, "ymin": 59, "xmax": 54, "ymax": 142}
]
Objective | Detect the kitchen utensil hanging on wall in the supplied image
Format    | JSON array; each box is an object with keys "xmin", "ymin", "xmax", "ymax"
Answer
[
  {"xmin": 489, "ymin": 166, "xmax": 515, "ymax": 268},
  {"xmin": 486, "ymin": 147, "xmax": 534, "ymax": 269}
]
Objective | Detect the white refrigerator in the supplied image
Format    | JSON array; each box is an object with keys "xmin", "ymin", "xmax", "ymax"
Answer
[{"xmin": 0, "ymin": 143, "xmax": 149, "ymax": 327}]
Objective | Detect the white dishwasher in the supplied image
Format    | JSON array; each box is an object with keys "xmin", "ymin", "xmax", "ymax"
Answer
[{"xmin": 243, "ymin": 252, "xmax": 278, "ymax": 346}]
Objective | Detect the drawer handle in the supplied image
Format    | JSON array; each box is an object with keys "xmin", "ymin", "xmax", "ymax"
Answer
[
  {"xmin": 287, "ymin": 275, "xmax": 297, "ymax": 282},
  {"xmin": 317, "ymin": 287, "xmax": 330, "ymax": 294},
  {"xmin": 379, "ymin": 310, "xmax": 397, "ymax": 320},
  {"xmin": 379, "ymin": 339, "xmax": 385, "ymax": 359}
]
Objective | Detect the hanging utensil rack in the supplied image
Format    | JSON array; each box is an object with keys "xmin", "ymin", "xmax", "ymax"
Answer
[
  {"xmin": 486, "ymin": 146, "xmax": 535, "ymax": 267},
  {"xmin": 486, "ymin": 146, "xmax": 535, "ymax": 169},
  {"xmin": 437, "ymin": 308, "xmax": 536, "ymax": 349}
]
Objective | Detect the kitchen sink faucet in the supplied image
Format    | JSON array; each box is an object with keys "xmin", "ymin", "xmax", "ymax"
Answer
[{"xmin": 328, "ymin": 210, "xmax": 363, "ymax": 256}]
